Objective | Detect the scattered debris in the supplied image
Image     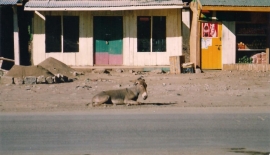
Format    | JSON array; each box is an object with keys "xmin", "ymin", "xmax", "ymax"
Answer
[
  {"xmin": 93, "ymin": 68, "xmax": 110, "ymax": 74},
  {"xmin": 151, "ymin": 69, "xmax": 164, "ymax": 74},
  {"xmin": 115, "ymin": 68, "xmax": 124, "ymax": 73}
]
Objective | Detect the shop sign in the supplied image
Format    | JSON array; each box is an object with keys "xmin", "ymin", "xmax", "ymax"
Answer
[{"xmin": 202, "ymin": 22, "xmax": 218, "ymax": 38}]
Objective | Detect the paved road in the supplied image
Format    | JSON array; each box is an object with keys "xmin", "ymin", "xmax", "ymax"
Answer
[{"xmin": 0, "ymin": 107, "xmax": 270, "ymax": 155}]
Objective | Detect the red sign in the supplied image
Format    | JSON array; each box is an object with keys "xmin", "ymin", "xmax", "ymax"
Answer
[{"xmin": 202, "ymin": 22, "xmax": 218, "ymax": 38}]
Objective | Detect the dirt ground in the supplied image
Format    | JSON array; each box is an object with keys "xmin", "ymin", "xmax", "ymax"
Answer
[{"xmin": 0, "ymin": 67, "xmax": 270, "ymax": 112}]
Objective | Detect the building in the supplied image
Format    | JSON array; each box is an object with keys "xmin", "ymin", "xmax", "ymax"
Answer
[
  {"xmin": 190, "ymin": 0, "xmax": 270, "ymax": 70},
  {"xmin": 24, "ymin": 0, "xmax": 188, "ymax": 67}
]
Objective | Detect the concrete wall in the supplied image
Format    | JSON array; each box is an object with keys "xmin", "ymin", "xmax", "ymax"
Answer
[{"xmin": 32, "ymin": 9, "xmax": 183, "ymax": 66}]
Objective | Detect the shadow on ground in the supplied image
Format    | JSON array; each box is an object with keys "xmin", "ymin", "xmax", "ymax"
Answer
[
  {"xmin": 229, "ymin": 148, "xmax": 270, "ymax": 155},
  {"xmin": 140, "ymin": 102, "xmax": 177, "ymax": 106}
]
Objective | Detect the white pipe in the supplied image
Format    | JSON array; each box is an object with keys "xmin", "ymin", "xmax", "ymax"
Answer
[{"xmin": 35, "ymin": 10, "xmax": 46, "ymax": 20}]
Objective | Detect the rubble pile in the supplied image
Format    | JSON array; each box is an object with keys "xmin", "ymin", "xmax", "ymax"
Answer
[{"xmin": 1, "ymin": 57, "xmax": 82, "ymax": 85}]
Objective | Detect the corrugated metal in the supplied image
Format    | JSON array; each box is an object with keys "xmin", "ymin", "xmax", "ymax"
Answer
[
  {"xmin": 25, "ymin": 0, "xmax": 183, "ymax": 8},
  {"xmin": 0, "ymin": 0, "xmax": 19, "ymax": 5},
  {"xmin": 200, "ymin": 0, "xmax": 270, "ymax": 7}
]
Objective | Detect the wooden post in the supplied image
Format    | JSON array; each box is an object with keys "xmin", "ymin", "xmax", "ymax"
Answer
[
  {"xmin": 266, "ymin": 48, "xmax": 269, "ymax": 64},
  {"xmin": 13, "ymin": 6, "xmax": 20, "ymax": 65},
  {"xmin": 0, "ymin": 6, "xmax": 2, "ymax": 57},
  {"xmin": 169, "ymin": 55, "xmax": 185, "ymax": 74},
  {"xmin": 190, "ymin": 2, "xmax": 201, "ymax": 68}
]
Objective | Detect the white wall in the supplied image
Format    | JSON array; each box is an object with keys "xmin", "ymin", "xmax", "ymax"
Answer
[
  {"xmin": 222, "ymin": 21, "xmax": 236, "ymax": 65},
  {"xmin": 32, "ymin": 9, "xmax": 183, "ymax": 66}
]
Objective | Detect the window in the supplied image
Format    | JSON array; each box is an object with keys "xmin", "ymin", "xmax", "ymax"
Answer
[
  {"xmin": 63, "ymin": 16, "xmax": 79, "ymax": 52},
  {"xmin": 137, "ymin": 16, "xmax": 166, "ymax": 52},
  {"xmin": 45, "ymin": 16, "xmax": 61, "ymax": 52},
  {"xmin": 45, "ymin": 16, "xmax": 79, "ymax": 53}
]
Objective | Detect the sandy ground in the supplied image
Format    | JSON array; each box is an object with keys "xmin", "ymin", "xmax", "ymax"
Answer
[{"xmin": 0, "ymin": 69, "xmax": 270, "ymax": 112}]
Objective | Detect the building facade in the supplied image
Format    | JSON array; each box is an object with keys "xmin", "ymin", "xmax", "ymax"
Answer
[
  {"xmin": 25, "ymin": 0, "xmax": 186, "ymax": 67},
  {"xmin": 190, "ymin": 0, "xmax": 270, "ymax": 70}
]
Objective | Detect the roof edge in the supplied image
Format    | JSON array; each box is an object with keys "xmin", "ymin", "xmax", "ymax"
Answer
[
  {"xmin": 25, "ymin": 5, "xmax": 183, "ymax": 11},
  {"xmin": 202, "ymin": 6, "xmax": 270, "ymax": 12}
]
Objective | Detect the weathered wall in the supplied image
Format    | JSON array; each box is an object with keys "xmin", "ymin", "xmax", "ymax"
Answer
[{"xmin": 32, "ymin": 9, "xmax": 182, "ymax": 66}]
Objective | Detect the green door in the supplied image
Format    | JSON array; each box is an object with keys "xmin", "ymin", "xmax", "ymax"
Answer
[{"xmin": 94, "ymin": 16, "xmax": 123, "ymax": 65}]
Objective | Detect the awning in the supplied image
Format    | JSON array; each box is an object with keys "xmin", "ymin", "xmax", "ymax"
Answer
[
  {"xmin": 199, "ymin": 0, "xmax": 270, "ymax": 12},
  {"xmin": 24, "ymin": 0, "xmax": 184, "ymax": 11}
]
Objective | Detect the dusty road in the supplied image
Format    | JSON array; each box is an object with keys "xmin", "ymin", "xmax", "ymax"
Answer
[
  {"xmin": 0, "ymin": 71, "xmax": 270, "ymax": 112},
  {"xmin": 0, "ymin": 69, "xmax": 270, "ymax": 112},
  {"xmin": 0, "ymin": 107, "xmax": 269, "ymax": 155}
]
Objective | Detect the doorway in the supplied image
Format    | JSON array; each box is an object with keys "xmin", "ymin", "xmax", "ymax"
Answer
[
  {"xmin": 201, "ymin": 22, "xmax": 222, "ymax": 69},
  {"xmin": 94, "ymin": 16, "xmax": 123, "ymax": 65}
]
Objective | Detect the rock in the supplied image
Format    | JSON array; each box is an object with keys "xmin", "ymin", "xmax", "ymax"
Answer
[
  {"xmin": 195, "ymin": 68, "xmax": 202, "ymax": 73},
  {"xmin": 151, "ymin": 69, "xmax": 164, "ymax": 74},
  {"xmin": 61, "ymin": 75, "xmax": 69, "ymax": 82},
  {"xmin": 25, "ymin": 86, "xmax": 31, "ymax": 90},
  {"xmin": 114, "ymin": 84, "xmax": 122, "ymax": 88},
  {"xmin": 53, "ymin": 74, "xmax": 68, "ymax": 83},
  {"xmin": 85, "ymin": 78, "xmax": 91, "ymax": 83},
  {"xmin": 24, "ymin": 76, "xmax": 37, "ymax": 85},
  {"xmin": 93, "ymin": 69, "xmax": 107, "ymax": 74},
  {"xmin": 73, "ymin": 71, "xmax": 84, "ymax": 76},
  {"xmin": 37, "ymin": 75, "xmax": 46, "ymax": 84},
  {"xmin": 129, "ymin": 70, "xmax": 135, "ymax": 73},
  {"xmin": 14, "ymin": 77, "xmax": 24, "ymax": 85},
  {"xmin": 115, "ymin": 68, "xmax": 123, "ymax": 73},
  {"xmin": 53, "ymin": 76, "xmax": 61, "ymax": 83},
  {"xmin": 46, "ymin": 76, "xmax": 54, "ymax": 84},
  {"xmin": 0, "ymin": 76, "xmax": 13, "ymax": 84}
]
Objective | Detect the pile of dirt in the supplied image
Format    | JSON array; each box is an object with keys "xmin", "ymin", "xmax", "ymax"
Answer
[
  {"xmin": 5, "ymin": 57, "xmax": 78, "ymax": 80},
  {"xmin": 5, "ymin": 65, "xmax": 54, "ymax": 78},
  {"xmin": 38, "ymin": 57, "xmax": 76, "ymax": 77}
]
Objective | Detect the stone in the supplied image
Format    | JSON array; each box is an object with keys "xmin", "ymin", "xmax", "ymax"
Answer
[
  {"xmin": 58, "ymin": 74, "xmax": 68, "ymax": 82},
  {"xmin": 37, "ymin": 75, "xmax": 46, "ymax": 84},
  {"xmin": 24, "ymin": 76, "xmax": 37, "ymax": 85},
  {"xmin": 93, "ymin": 68, "xmax": 107, "ymax": 74},
  {"xmin": 129, "ymin": 70, "xmax": 135, "ymax": 73},
  {"xmin": 195, "ymin": 68, "xmax": 202, "ymax": 73},
  {"xmin": 72, "ymin": 71, "xmax": 84, "ymax": 76},
  {"xmin": 14, "ymin": 77, "xmax": 24, "ymax": 85},
  {"xmin": 53, "ymin": 74, "xmax": 68, "ymax": 83},
  {"xmin": 115, "ymin": 68, "xmax": 123, "ymax": 73},
  {"xmin": 46, "ymin": 76, "xmax": 54, "ymax": 84},
  {"xmin": 53, "ymin": 76, "xmax": 61, "ymax": 83},
  {"xmin": 151, "ymin": 69, "xmax": 164, "ymax": 74},
  {"xmin": 0, "ymin": 76, "xmax": 14, "ymax": 84}
]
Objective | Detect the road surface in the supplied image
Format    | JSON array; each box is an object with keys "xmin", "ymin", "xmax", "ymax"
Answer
[{"xmin": 0, "ymin": 107, "xmax": 270, "ymax": 155}]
